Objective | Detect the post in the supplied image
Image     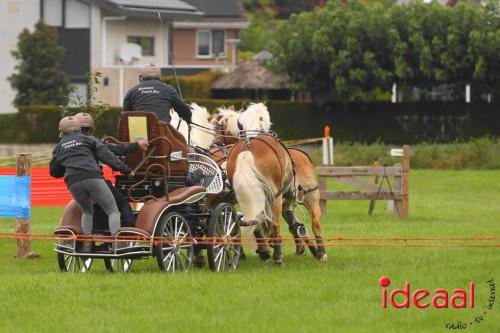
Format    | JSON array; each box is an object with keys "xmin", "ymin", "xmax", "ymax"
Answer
[
  {"xmin": 401, "ymin": 145, "xmax": 410, "ymax": 219},
  {"xmin": 319, "ymin": 175, "xmax": 327, "ymax": 214},
  {"xmin": 322, "ymin": 126, "xmax": 334, "ymax": 165},
  {"xmin": 15, "ymin": 154, "xmax": 38, "ymax": 258},
  {"xmin": 368, "ymin": 161, "xmax": 381, "ymax": 215}
]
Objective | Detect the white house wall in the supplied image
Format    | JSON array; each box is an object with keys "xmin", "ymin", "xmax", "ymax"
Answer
[
  {"xmin": 90, "ymin": 4, "xmax": 102, "ymax": 69},
  {"xmin": 104, "ymin": 18, "xmax": 168, "ymax": 67},
  {"xmin": 0, "ymin": 1, "xmax": 39, "ymax": 114}
]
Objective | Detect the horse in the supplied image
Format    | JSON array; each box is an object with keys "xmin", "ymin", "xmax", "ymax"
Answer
[
  {"xmin": 170, "ymin": 103, "xmax": 214, "ymax": 150},
  {"xmin": 226, "ymin": 133, "xmax": 295, "ymax": 265},
  {"xmin": 188, "ymin": 104, "xmax": 294, "ymax": 264},
  {"xmin": 213, "ymin": 103, "xmax": 327, "ymax": 261}
]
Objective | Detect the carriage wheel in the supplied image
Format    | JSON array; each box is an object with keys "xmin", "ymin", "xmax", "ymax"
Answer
[
  {"xmin": 104, "ymin": 258, "xmax": 133, "ymax": 272},
  {"xmin": 153, "ymin": 212, "xmax": 194, "ymax": 272},
  {"xmin": 207, "ymin": 203, "xmax": 241, "ymax": 272},
  {"xmin": 57, "ymin": 253, "xmax": 92, "ymax": 273}
]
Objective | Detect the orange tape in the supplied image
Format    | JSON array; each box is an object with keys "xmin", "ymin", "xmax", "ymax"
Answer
[{"xmin": 0, "ymin": 233, "xmax": 499, "ymax": 248}]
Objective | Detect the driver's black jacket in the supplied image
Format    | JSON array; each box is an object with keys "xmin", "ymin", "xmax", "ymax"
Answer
[
  {"xmin": 122, "ymin": 78, "xmax": 192, "ymax": 123},
  {"xmin": 49, "ymin": 131, "xmax": 131, "ymax": 187}
]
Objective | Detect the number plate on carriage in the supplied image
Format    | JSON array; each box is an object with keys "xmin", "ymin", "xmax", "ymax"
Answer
[{"xmin": 171, "ymin": 151, "xmax": 183, "ymax": 161}]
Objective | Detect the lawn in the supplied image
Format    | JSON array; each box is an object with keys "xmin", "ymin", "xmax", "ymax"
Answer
[{"xmin": 0, "ymin": 170, "xmax": 498, "ymax": 333}]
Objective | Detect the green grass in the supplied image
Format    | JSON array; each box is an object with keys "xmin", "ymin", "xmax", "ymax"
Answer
[
  {"xmin": 307, "ymin": 137, "xmax": 500, "ymax": 170},
  {"xmin": 0, "ymin": 170, "xmax": 499, "ymax": 333}
]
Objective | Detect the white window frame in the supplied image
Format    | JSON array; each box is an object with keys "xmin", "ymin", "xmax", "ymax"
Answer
[{"xmin": 196, "ymin": 29, "xmax": 227, "ymax": 59}]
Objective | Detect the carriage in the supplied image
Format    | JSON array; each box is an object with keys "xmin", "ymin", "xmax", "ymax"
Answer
[{"xmin": 54, "ymin": 112, "xmax": 242, "ymax": 273}]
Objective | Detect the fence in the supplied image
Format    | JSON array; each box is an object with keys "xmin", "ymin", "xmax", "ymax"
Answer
[{"xmin": 317, "ymin": 145, "xmax": 410, "ymax": 219}]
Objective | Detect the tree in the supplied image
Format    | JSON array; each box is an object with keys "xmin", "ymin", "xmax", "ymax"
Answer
[
  {"xmin": 270, "ymin": 0, "xmax": 500, "ymax": 103},
  {"xmin": 271, "ymin": 0, "xmax": 394, "ymax": 103},
  {"xmin": 9, "ymin": 21, "xmax": 71, "ymax": 106}
]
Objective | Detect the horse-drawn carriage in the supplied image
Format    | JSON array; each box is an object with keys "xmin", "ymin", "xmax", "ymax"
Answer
[{"xmin": 54, "ymin": 112, "xmax": 242, "ymax": 273}]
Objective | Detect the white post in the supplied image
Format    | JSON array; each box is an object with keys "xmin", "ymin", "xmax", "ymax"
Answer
[
  {"xmin": 466, "ymin": 84, "xmax": 471, "ymax": 103},
  {"xmin": 329, "ymin": 137, "xmax": 334, "ymax": 165},
  {"xmin": 392, "ymin": 83, "xmax": 397, "ymax": 103},
  {"xmin": 322, "ymin": 126, "xmax": 334, "ymax": 165}
]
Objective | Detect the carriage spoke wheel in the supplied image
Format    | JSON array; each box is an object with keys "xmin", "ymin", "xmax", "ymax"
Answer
[
  {"xmin": 57, "ymin": 253, "xmax": 93, "ymax": 273},
  {"xmin": 207, "ymin": 203, "xmax": 241, "ymax": 272},
  {"xmin": 154, "ymin": 212, "xmax": 194, "ymax": 273},
  {"xmin": 104, "ymin": 258, "xmax": 133, "ymax": 272}
]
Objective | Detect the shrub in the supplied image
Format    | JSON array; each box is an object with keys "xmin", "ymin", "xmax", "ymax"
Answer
[{"xmin": 161, "ymin": 71, "xmax": 225, "ymax": 99}]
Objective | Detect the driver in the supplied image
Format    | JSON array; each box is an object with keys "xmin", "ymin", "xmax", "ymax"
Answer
[{"xmin": 122, "ymin": 63, "xmax": 192, "ymax": 124}]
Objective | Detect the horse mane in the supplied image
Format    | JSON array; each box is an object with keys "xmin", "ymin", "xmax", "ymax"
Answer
[
  {"xmin": 214, "ymin": 106, "xmax": 240, "ymax": 135},
  {"xmin": 188, "ymin": 103, "xmax": 214, "ymax": 149},
  {"xmin": 238, "ymin": 103, "xmax": 272, "ymax": 135}
]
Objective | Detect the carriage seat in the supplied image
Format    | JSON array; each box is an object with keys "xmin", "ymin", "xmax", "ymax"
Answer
[
  {"xmin": 54, "ymin": 200, "xmax": 83, "ymax": 235},
  {"xmin": 117, "ymin": 186, "xmax": 206, "ymax": 237},
  {"xmin": 118, "ymin": 112, "xmax": 189, "ymax": 175}
]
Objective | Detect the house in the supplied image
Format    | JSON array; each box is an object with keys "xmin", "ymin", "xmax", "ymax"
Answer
[{"xmin": 0, "ymin": 0, "xmax": 248, "ymax": 113}]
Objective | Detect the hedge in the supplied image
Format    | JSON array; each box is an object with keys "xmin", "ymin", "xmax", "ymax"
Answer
[
  {"xmin": 161, "ymin": 71, "xmax": 224, "ymax": 99},
  {"xmin": 1, "ymin": 101, "xmax": 499, "ymax": 144}
]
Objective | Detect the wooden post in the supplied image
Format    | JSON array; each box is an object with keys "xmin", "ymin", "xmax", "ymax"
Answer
[
  {"xmin": 368, "ymin": 161, "xmax": 381, "ymax": 215},
  {"xmin": 319, "ymin": 174, "xmax": 327, "ymax": 214},
  {"xmin": 401, "ymin": 145, "xmax": 410, "ymax": 219},
  {"xmin": 15, "ymin": 154, "xmax": 38, "ymax": 258}
]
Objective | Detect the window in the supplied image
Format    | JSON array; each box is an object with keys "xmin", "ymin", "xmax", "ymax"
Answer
[
  {"xmin": 68, "ymin": 82, "xmax": 88, "ymax": 106},
  {"xmin": 197, "ymin": 31, "xmax": 211, "ymax": 57},
  {"xmin": 43, "ymin": 0, "xmax": 63, "ymax": 27},
  {"xmin": 212, "ymin": 30, "xmax": 225, "ymax": 57},
  {"xmin": 197, "ymin": 30, "xmax": 226, "ymax": 58},
  {"xmin": 127, "ymin": 36, "xmax": 155, "ymax": 56},
  {"xmin": 42, "ymin": 0, "xmax": 90, "ymax": 28},
  {"xmin": 65, "ymin": 0, "xmax": 90, "ymax": 29}
]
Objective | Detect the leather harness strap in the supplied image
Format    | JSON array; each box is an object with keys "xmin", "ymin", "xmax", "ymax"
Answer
[{"xmin": 236, "ymin": 135, "xmax": 295, "ymax": 201}]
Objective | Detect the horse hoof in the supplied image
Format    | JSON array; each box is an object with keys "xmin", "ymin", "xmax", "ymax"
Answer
[
  {"xmin": 318, "ymin": 253, "xmax": 328, "ymax": 262},
  {"xmin": 295, "ymin": 246, "xmax": 305, "ymax": 255},
  {"xmin": 258, "ymin": 252, "xmax": 271, "ymax": 261},
  {"xmin": 194, "ymin": 255, "xmax": 206, "ymax": 268},
  {"xmin": 239, "ymin": 250, "xmax": 246, "ymax": 260},
  {"xmin": 273, "ymin": 257, "xmax": 284, "ymax": 266}
]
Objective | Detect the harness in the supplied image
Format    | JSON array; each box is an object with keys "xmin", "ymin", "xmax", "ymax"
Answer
[{"xmin": 237, "ymin": 133, "xmax": 296, "ymax": 201}]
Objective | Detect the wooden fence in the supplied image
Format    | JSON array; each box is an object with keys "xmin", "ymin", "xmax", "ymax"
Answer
[{"xmin": 317, "ymin": 145, "xmax": 410, "ymax": 219}]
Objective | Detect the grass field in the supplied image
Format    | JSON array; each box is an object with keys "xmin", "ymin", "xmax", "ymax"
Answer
[{"xmin": 0, "ymin": 170, "xmax": 498, "ymax": 333}]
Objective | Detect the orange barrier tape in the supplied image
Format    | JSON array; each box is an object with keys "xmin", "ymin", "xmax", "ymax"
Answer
[{"xmin": 0, "ymin": 233, "xmax": 499, "ymax": 248}]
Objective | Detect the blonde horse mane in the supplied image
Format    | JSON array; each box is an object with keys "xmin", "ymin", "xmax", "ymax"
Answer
[
  {"xmin": 238, "ymin": 103, "xmax": 272, "ymax": 136},
  {"xmin": 214, "ymin": 106, "xmax": 240, "ymax": 135},
  {"xmin": 170, "ymin": 103, "xmax": 215, "ymax": 149}
]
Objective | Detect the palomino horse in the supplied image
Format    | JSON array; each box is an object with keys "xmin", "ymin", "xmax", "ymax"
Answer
[
  {"xmin": 211, "ymin": 104, "xmax": 327, "ymax": 261},
  {"xmin": 226, "ymin": 133, "xmax": 295, "ymax": 265}
]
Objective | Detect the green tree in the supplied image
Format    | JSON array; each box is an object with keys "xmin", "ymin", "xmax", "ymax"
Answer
[
  {"xmin": 271, "ymin": 0, "xmax": 394, "ymax": 103},
  {"xmin": 9, "ymin": 21, "xmax": 71, "ymax": 106},
  {"xmin": 271, "ymin": 0, "xmax": 500, "ymax": 103}
]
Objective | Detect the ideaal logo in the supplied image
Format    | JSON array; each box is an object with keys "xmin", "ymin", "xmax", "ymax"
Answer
[
  {"xmin": 379, "ymin": 277, "xmax": 474, "ymax": 309},
  {"xmin": 378, "ymin": 277, "xmax": 496, "ymax": 330}
]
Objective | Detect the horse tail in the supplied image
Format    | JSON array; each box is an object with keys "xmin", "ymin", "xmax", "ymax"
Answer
[{"xmin": 233, "ymin": 151, "xmax": 274, "ymax": 224}]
